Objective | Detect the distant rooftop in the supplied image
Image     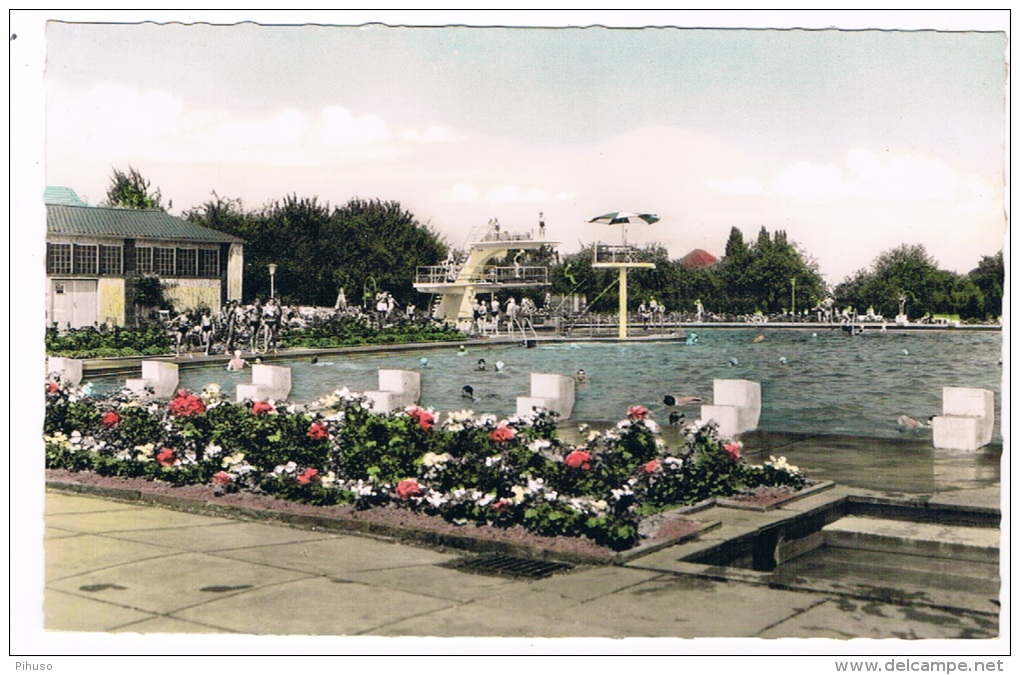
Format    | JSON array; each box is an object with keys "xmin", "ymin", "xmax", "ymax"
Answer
[
  {"xmin": 44, "ymin": 186, "xmax": 88, "ymax": 207},
  {"xmin": 680, "ymin": 248, "xmax": 720, "ymax": 269}
]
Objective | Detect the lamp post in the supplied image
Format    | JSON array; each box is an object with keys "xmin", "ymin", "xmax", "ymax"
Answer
[
  {"xmin": 268, "ymin": 263, "xmax": 277, "ymax": 299},
  {"xmin": 790, "ymin": 277, "xmax": 796, "ymax": 321}
]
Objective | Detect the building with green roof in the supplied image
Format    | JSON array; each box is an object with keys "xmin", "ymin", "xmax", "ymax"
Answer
[{"xmin": 45, "ymin": 188, "xmax": 245, "ymax": 328}]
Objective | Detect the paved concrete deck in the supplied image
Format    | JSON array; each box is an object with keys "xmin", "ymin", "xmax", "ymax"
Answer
[{"xmin": 40, "ymin": 483, "xmax": 1001, "ymax": 641}]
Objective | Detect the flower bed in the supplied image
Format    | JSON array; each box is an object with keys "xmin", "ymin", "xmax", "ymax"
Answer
[{"xmin": 43, "ymin": 381, "xmax": 806, "ymax": 553}]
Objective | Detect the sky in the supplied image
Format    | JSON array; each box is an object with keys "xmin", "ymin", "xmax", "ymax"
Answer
[{"xmin": 31, "ymin": 10, "xmax": 1009, "ymax": 286}]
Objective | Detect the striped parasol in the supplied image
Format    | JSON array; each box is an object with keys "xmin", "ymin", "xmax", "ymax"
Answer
[{"xmin": 588, "ymin": 211, "xmax": 660, "ymax": 245}]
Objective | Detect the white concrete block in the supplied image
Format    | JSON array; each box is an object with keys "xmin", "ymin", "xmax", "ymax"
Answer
[
  {"xmin": 363, "ymin": 390, "xmax": 419, "ymax": 412},
  {"xmin": 700, "ymin": 379, "xmax": 761, "ymax": 438},
  {"xmin": 235, "ymin": 364, "xmax": 291, "ymax": 402},
  {"xmin": 932, "ymin": 387, "xmax": 994, "ymax": 451},
  {"xmin": 126, "ymin": 361, "xmax": 179, "ymax": 398},
  {"xmin": 379, "ymin": 369, "xmax": 421, "ymax": 402},
  {"xmin": 516, "ymin": 373, "xmax": 575, "ymax": 419},
  {"xmin": 47, "ymin": 357, "xmax": 83, "ymax": 387}
]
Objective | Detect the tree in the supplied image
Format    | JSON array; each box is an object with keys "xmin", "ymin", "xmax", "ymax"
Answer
[
  {"xmin": 969, "ymin": 251, "xmax": 1004, "ymax": 320},
  {"xmin": 185, "ymin": 194, "xmax": 447, "ymax": 306},
  {"xmin": 104, "ymin": 166, "xmax": 169, "ymax": 210}
]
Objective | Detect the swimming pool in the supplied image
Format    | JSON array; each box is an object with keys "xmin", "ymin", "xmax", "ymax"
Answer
[{"xmin": 90, "ymin": 329, "xmax": 1003, "ymax": 440}]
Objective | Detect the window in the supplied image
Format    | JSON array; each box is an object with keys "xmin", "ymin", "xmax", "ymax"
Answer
[
  {"xmin": 136, "ymin": 246, "xmax": 153, "ymax": 273},
  {"xmin": 176, "ymin": 248, "xmax": 198, "ymax": 277},
  {"xmin": 199, "ymin": 248, "xmax": 220, "ymax": 277},
  {"xmin": 100, "ymin": 245, "xmax": 123, "ymax": 275},
  {"xmin": 73, "ymin": 244, "xmax": 98, "ymax": 275},
  {"xmin": 47, "ymin": 243, "xmax": 72, "ymax": 274},
  {"xmin": 155, "ymin": 247, "xmax": 175, "ymax": 276}
]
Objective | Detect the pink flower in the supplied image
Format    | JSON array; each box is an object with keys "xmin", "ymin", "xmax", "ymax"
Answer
[
  {"xmin": 627, "ymin": 405, "xmax": 650, "ymax": 421},
  {"xmin": 641, "ymin": 459, "xmax": 660, "ymax": 475},
  {"xmin": 169, "ymin": 390, "xmax": 206, "ymax": 417},
  {"xmin": 251, "ymin": 400, "xmax": 274, "ymax": 416},
  {"xmin": 211, "ymin": 471, "xmax": 233, "ymax": 486},
  {"xmin": 296, "ymin": 468, "xmax": 319, "ymax": 486},
  {"xmin": 564, "ymin": 450, "xmax": 592, "ymax": 470},
  {"xmin": 395, "ymin": 479, "xmax": 422, "ymax": 500},
  {"xmin": 156, "ymin": 448, "xmax": 177, "ymax": 467},
  {"xmin": 492, "ymin": 498, "xmax": 512, "ymax": 513},
  {"xmin": 100, "ymin": 411, "xmax": 121, "ymax": 428},
  {"xmin": 489, "ymin": 423, "xmax": 516, "ymax": 444},
  {"xmin": 307, "ymin": 422, "xmax": 330, "ymax": 441},
  {"xmin": 406, "ymin": 406, "xmax": 435, "ymax": 432},
  {"xmin": 722, "ymin": 442, "xmax": 742, "ymax": 461},
  {"xmin": 47, "ymin": 382, "xmax": 60, "ymax": 393}
]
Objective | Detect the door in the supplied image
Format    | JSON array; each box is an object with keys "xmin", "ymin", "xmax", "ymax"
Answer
[{"xmin": 51, "ymin": 280, "xmax": 98, "ymax": 329}]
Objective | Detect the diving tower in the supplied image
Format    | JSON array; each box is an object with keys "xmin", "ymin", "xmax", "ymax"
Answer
[
  {"xmin": 591, "ymin": 244, "xmax": 656, "ymax": 339},
  {"xmin": 414, "ymin": 221, "xmax": 556, "ymax": 332}
]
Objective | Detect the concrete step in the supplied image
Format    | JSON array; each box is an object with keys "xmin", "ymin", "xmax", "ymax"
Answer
[{"xmin": 822, "ymin": 516, "xmax": 999, "ymax": 564}]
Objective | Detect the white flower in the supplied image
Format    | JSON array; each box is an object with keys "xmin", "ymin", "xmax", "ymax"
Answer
[
  {"xmin": 643, "ymin": 419, "xmax": 660, "ymax": 433},
  {"xmin": 320, "ymin": 471, "xmax": 337, "ymax": 487},
  {"xmin": 586, "ymin": 430, "xmax": 601, "ymax": 442},
  {"xmin": 204, "ymin": 444, "xmax": 223, "ymax": 459},
  {"xmin": 577, "ymin": 423, "xmax": 589, "ymax": 433},
  {"xmin": 766, "ymin": 455, "xmax": 800, "ymax": 474},
  {"xmin": 445, "ymin": 409, "xmax": 475, "ymax": 423},
  {"xmin": 222, "ymin": 452, "xmax": 246, "ymax": 468},
  {"xmin": 484, "ymin": 455, "xmax": 502, "ymax": 467},
  {"xmin": 424, "ymin": 490, "xmax": 446, "ymax": 509},
  {"xmin": 528, "ymin": 439, "xmax": 552, "ymax": 453},
  {"xmin": 510, "ymin": 485, "xmax": 528, "ymax": 504},
  {"xmin": 421, "ymin": 452, "xmax": 452, "ymax": 467}
]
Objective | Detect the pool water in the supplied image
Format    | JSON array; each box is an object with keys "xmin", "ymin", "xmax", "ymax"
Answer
[{"xmin": 93, "ymin": 329, "xmax": 1003, "ymax": 441}]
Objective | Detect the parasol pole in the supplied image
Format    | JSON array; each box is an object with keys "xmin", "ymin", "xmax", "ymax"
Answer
[{"xmin": 618, "ymin": 266, "xmax": 629, "ymax": 339}]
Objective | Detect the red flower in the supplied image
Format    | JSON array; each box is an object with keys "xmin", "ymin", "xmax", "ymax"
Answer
[
  {"xmin": 47, "ymin": 382, "xmax": 60, "ymax": 393},
  {"xmin": 564, "ymin": 450, "xmax": 592, "ymax": 470},
  {"xmin": 100, "ymin": 411, "xmax": 121, "ymax": 428},
  {"xmin": 169, "ymin": 390, "xmax": 206, "ymax": 417},
  {"xmin": 395, "ymin": 479, "xmax": 422, "ymax": 500},
  {"xmin": 722, "ymin": 442, "xmax": 742, "ymax": 461},
  {"xmin": 211, "ymin": 471, "xmax": 233, "ymax": 486},
  {"xmin": 627, "ymin": 405, "xmax": 650, "ymax": 421},
  {"xmin": 641, "ymin": 459, "xmax": 660, "ymax": 475},
  {"xmin": 307, "ymin": 422, "xmax": 330, "ymax": 441},
  {"xmin": 156, "ymin": 448, "xmax": 177, "ymax": 467},
  {"xmin": 251, "ymin": 400, "xmax": 274, "ymax": 416},
  {"xmin": 406, "ymin": 406, "xmax": 435, "ymax": 432},
  {"xmin": 488, "ymin": 424, "xmax": 516, "ymax": 444},
  {"xmin": 296, "ymin": 468, "xmax": 319, "ymax": 486}
]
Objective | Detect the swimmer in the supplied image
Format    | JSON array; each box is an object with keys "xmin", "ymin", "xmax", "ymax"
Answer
[
  {"xmin": 663, "ymin": 394, "xmax": 703, "ymax": 407},
  {"xmin": 226, "ymin": 350, "xmax": 247, "ymax": 371},
  {"xmin": 477, "ymin": 358, "xmax": 487, "ymax": 371},
  {"xmin": 419, "ymin": 357, "xmax": 429, "ymax": 367},
  {"xmin": 310, "ymin": 356, "xmax": 318, "ymax": 365},
  {"xmin": 729, "ymin": 357, "xmax": 739, "ymax": 367},
  {"xmin": 901, "ymin": 349, "xmax": 910, "ymax": 356},
  {"xmin": 897, "ymin": 415, "xmax": 931, "ymax": 430},
  {"xmin": 494, "ymin": 361, "xmax": 505, "ymax": 372},
  {"xmin": 753, "ymin": 334, "xmax": 765, "ymax": 343},
  {"xmin": 575, "ymin": 369, "xmax": 587, "ymax": 383},
  {"xmin": 779, "ymin": 357, "xmax": 788, "ymax": 365},
  {"xmin": 668, "ymin": 410, "xmax": 685, "ymax": 426},
  {"xmin": 458, "ymin": 345, "xmax": 467, "ymax": 355},
  {"xmin": 461, "ymin": 385, "xmax": 475, "ymax": 399}
]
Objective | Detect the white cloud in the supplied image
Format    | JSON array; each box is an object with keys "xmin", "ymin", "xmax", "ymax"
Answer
[
  {"xmin": 319, "ymin": 105, "xmax": 390, "ymax": 146},
  {"xmin": 398, "ymin": 125, "xmax": 462, "ymax": 143},
  {"xmin": 703, "ymin": 175, "xmax": 765, "ymax": 196}
]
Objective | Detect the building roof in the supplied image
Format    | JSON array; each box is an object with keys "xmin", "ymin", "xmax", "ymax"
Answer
[
  {"xmin": 680, "ymin": 248, "xmax": 719, "ymax": 269},
  {"xmin": 44, "ymin": 186, "xmax": 88, "ymax": 207},
  {"xmin": 47, "ymin": 203, "xmax": 244, "ymax": 244}
]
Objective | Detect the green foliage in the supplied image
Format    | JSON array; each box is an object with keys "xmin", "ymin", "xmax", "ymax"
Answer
[
  {"xmin": 45, "ymin": 324, "xmax": 173, "ymax": 358},
  {"xmin": 184, "ymin": 194, "xmax": 447, "ymax": 306},
  {"xmin": 105, "ymin": 166, "xmax": 167, "ymax": 210}
]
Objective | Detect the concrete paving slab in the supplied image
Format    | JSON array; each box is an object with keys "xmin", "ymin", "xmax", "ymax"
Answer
[
  {"xmin": 212, "ymin": 536, "xmax": 458, "ymax": 577},
  {"xmin": 170, "ymin": 576, "xmax": 458, "ymax": 635},
  {"xmin": 824, "ymin": 516, "xmax": 999, "ymax": 563},
  {"xmin": 46, "ymin": 492, "xmax": 147, "ymax": 516},
  {"xmin": 46, "ymin": 507, "xmax": 237, "ymax": 534},
  {"xmin": 103, "ymin": 521, "xmax": 345, "ymax": 553},
  {"xmin": 551, "ymin": 574, "xmax": 827, "ymax": 638},
  {"xmin": 110, "ymin": 616, "xmax": 236, "ymax": 634},
  {"xmin": 374, "ymin": 603, "xmax": 627, "ymax": 638},
  {"xmin": 336, "ymin": 564, "xmax": 516, "ymax": 603},
  {"xmin": 45, "ymin": 526, "xmax": 85, "ymax": 540},
  {"xmin": 48, "ymin": 551, "xmax": 314, "ymax": 615},
  {"xmin": 929, "ymin": 486, "xmax": 1002, "ymax": 511},
  {"xmin": 45, "ymin": 588, "xmax": 159, "ymax": 632},
  {"xmin": 46, "ymin": 533, "xmax": 180, "ymax": 581},
  {"xmin": 757, "ymin": 596, "xmax": 999, "ymax": 639}
]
